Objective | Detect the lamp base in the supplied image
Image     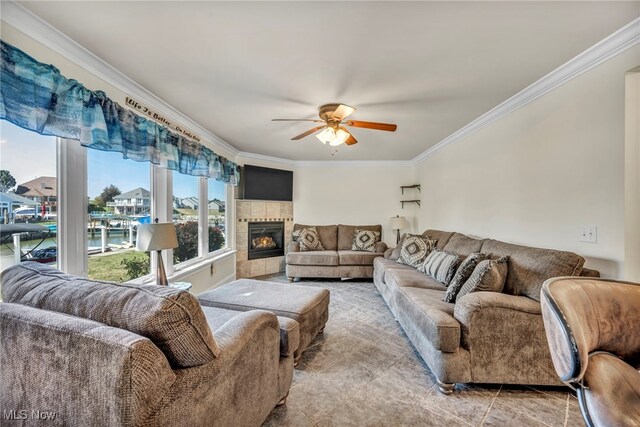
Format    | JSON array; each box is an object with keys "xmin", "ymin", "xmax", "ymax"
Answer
[
  {"xmin": 396, "ymin": 230, "xmax": 401, "ymax": 245},
  {"xmin": 156, "ymin": 250, "xmax": 169, "ymax": 286}
]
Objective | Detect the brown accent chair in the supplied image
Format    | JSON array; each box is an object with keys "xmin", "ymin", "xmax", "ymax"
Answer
[
  {"xmin": 541, "ymin": 277, "xmax": 640, "ymax": 427},
  {"xmin": 0, "ymin": 262, "xmax": 296, "ymax": 427}
]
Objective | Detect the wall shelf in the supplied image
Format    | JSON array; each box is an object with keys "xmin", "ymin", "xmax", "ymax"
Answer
[
  {"xmin": 401, "ymin": 200, "xmax": 421, "ymax": 209},
  {"xmin": 400, "ymin": 184, "xmax": 421, "ymax": 195}
]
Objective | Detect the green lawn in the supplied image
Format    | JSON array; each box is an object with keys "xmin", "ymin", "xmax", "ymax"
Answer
[{"xmin": 88, "ymin": 251, "xmax": 149, "ymax": 282}]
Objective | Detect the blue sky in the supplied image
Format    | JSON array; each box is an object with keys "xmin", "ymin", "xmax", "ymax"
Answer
[{"xmin": 0, "ymin": 121, "xmax": 226, "ymax": 200}]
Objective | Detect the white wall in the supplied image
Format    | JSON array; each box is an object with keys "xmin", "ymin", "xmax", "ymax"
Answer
[
  {"xmin": 414, "ymin": 45, "xmax": 640, "ymax": 278},
  {"xmin": 625, "ymin": 67, "xmax": 640, "ymax": 282},
  {"xmin": 293, "ymin": 163, "xmax": 417, "ymax": 246}
]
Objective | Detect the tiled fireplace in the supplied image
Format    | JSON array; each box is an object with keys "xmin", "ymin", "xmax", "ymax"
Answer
[{"xmin": 236, "ymin": 200, "xmax": 293, "ymax": 278}]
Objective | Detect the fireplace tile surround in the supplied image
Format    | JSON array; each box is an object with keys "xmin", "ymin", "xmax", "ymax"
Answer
[{"xmin": 236, "ymin": 200, "xmax": 293, "ymax": 278}]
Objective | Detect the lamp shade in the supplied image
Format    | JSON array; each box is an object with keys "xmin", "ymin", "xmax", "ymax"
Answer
[
  {"xmin": 136, "ymin": 223, "xmax": 178, "ymax": 251},
  {"xmin": 390, "ymin": 216, "xmax": 409, "ymax": 230}
]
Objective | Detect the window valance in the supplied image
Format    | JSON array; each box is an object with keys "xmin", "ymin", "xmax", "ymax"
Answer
[{"xmin": 0, "ymin": 40, "xmax": 239, "ymax": 185}]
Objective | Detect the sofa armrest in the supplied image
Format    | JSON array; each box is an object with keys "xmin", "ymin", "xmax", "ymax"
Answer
[
  {"xmin": 452, "ymin": 292, "xmax": 557, "ymax": 383},
  {"xmin": 287, "ymin": 241, "xmax": 300, "ymax": 253},
  {"xmin": 384, "ymin": 247, "xmax": 394, "ymax": 259},
  {"xmin": 213, "ymin": 310, "xmax": 281, "ymax": 366},
  {"xmin": 375, "ymin": 242, "xmax": 388, "ymax": 253}
]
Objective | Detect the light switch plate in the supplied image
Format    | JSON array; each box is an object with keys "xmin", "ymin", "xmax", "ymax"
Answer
[{"xmin": 580, "ymin": 225, "xmax": 597, "ymax": 243}]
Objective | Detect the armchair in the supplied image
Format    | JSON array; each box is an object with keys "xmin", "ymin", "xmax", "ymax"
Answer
[{"xmin": 541, "ymin": 276, "xmax": 640, "ymax": 427}]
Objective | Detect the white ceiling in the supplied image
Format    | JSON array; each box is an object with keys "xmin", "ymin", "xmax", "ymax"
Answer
[{"xmin": 18, "ymin": 1, "xmax": 640, "ymax": 161}]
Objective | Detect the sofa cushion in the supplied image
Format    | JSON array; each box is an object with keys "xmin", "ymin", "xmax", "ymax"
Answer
[
  {"xmin": 422, "ymin": 229, "xmax": 455, "ymax": 250},
  {"xmin": 1, "ymin": 262, "xmax": 219, "ymax": 368},
  {"xmin": 456, "ymin": 256, "xmax": 509, "ymax": 301},
  {"xmin": 385, "ymin": 268, "xmax": 447, "ymax": 291},
  {"xmin": 444, "ymin": 252, "xmax": 488, "ymax": 303},
  {"xmin": 338, "ymin": 224, "xmax": 382, "ymax": 250},
  {"xmin": 396, "ymin": 287, "xmax": 460, "ymax": 352},
  {"xmin": 373, "ymin": 256, "xmax": 415, "ymax": 274},
  {"xmin": 443, "ymin": 232, "xmax": 485, "ymax": 258},
  {"xmin": 286, "ymin": 250, "xmax": 339, "ymax": 266},
  {"xmin": 298, "ymin": 227, "xmax": 325, "ymax": 251},
  {"xmin": 294, "ymin": 224, "xmax": 338, "ymax": 250},
  {"xmin": 481, "ymin": 239, "xmax": 585, "ymax": 301},
  {"xmin": 338, "ymin": 250, "xmax": 383, "ymax": 266}
]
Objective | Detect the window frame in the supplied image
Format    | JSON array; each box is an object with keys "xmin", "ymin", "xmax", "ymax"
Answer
[{"xmin": 54, "ymin": 138, "xmax": 234, "ymax": 283}]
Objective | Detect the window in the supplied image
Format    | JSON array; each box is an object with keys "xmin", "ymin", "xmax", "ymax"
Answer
[
  {"xmin": 86, "ymin": 150, "xmax": 150, "ymax": 281},
  {"xmin": 173, "ymin": 172, "xmax": 200, "ymax": 265},
  {"xmin": 0, "ymin": 122, "xmax": 58, "ymax": 272},
  {"xmin": 208, "ymin": 178, "xmax": 226, "ymax": 253}
]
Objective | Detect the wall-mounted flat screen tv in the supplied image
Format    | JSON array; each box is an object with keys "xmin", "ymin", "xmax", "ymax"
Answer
[{"xmin": 241, "ymin": 165, "xmax": 293, "ymax": 201}]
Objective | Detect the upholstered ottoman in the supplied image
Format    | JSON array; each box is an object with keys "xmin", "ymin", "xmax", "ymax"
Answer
[{"xmin": 199, "ymin": 279, "xmax": 330, "ymax": 364}]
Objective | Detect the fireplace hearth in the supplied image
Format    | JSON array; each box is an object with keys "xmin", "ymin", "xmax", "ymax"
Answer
[{"xmin": 248, "ymin": 221, "xmax": 285, "ymax": 260}]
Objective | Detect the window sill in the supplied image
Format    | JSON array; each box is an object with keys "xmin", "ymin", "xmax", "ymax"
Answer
[{"xmin": 128, "ymin": 248, "xmax": 236, "ymax": 285}]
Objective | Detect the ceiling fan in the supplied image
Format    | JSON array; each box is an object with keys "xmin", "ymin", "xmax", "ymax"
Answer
[{"xmin": 272, "ymin": 103, "xmax": 397, "ymax": 146}]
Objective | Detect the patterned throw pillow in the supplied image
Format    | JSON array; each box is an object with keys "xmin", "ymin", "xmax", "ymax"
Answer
[
  {"xmin": 291, "ymin": 229, "xmax": 301, "ymax": 241},
  {"xmin": 421, "ymin": 249, "xmax": 461, "ymax": 285},
  {"xmin": 352, "ymin": 229, "xmax": 381, "ymax": 252},
  {"xmin": 298, "ymin": 227, "xmax": 324, "ymax": 251},
  {"xmin": 455, "ymin": 256, "xmax": 509, "ymax": 302},
  {"xmin": 397, "ymin": 235, "xmax": 437, "ymax": 268},
  {"xmin": 443, "ymin": 253, "xmax": 488, "ymax": 303}
]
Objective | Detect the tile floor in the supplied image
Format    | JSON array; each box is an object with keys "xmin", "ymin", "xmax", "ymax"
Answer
[{"xmin": 259, "ymin": 274, "xmax": 584, "ymax": 427}]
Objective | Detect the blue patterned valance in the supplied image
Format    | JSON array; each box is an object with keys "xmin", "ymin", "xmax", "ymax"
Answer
[{"xmin": 0, "ymin": 40, "xmax": 239, "ymax": 185}]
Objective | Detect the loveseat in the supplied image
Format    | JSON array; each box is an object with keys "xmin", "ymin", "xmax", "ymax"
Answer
[
  {"xmin": 373, "ymin": 229, "xmax": 599, "ymax": 394},
  {"xmin": 286, "ymin": 224, "xmax": 388, "ymax": 281},
  {"xmin": 0, "ymin": 262, "xmax": 296, "ymax": 427}
]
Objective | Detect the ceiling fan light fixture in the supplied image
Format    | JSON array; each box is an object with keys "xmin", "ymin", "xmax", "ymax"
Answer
[
  {"xmin": 315, "ymin": 126, "xmax": 335, "ymax": 145},
  {"xmin": 330, "ymin": 128, "xmax": 350, "ymax": 146}
]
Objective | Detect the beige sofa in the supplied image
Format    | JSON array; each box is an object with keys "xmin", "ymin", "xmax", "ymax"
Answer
[
  {"xmin": 374, "ymin": 229, "xmax": 599, "ymax": 394},
  {"xmin": 1, "ymin": 262, "xmax": 295, "ymax": 427},
  {"xmin": 286, "ymin": 224, "xmax": 388, "ymax": 281}
]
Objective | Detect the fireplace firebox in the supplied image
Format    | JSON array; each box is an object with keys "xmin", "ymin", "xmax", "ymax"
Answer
[{"xmin": 248, "ymin": 221, "xmax": 285, "ymax": 260}]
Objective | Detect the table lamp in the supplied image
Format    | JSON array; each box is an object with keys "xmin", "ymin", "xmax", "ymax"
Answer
[
  {"xmin": 390, "ymin": 215, "xmax": 409, "ymax": 244},
  {"xmin": 136, "ymin": 220, "xmax": 178, "ymax": 286}
]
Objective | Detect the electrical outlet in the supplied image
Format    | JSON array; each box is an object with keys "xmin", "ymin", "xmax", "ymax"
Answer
[{"xmin": 580, "ymin": 225, "xmax": 597, "ymax": 243}]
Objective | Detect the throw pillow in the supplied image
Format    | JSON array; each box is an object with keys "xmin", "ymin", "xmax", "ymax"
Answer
[
  {"xmin": 421, "ymin": 249, "xmax": 461, "ymax": 285},
  {"xmin": 291, "ymin": 228, "xmax": 301, "ymax": 241},
  {"xmin": 397, "ymin": 235, "xmax": 437, "ymax": 268},
  {"xmin": 443, "ymin": 252, "xmax": 488, "ymax": 303},
  {"xmin": 298, "ymin": 227, "xmax": 324, "ymax": 251},
  {"xmin": 352, "ymin": 229, "xmax": 381, "ymax": 252},
  {"xmin": 455, "ymin": 256, "xmax": 509, "ymax": 302},
  {"xmin": 389, "ymin": 233, "xmax": 408, "ymax": 260}
]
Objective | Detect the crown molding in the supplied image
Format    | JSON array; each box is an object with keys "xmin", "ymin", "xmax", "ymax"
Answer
[
  {"xmin": 411, "ymin": 17, "xmax": 640, "ymax": 165},
  {"xmin": 236, "ymin": 152, "xmax": 296, "ymax": 166},
  {"xmin": 294, "ymin": 160, "xmax": 412, "ymax": 167},
  {"xmin": 1, "ymin": 1, "xmax": 240, "ymax": 159}
]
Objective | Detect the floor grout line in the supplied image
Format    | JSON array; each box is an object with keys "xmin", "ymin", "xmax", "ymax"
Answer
[
  {"xmin": 563, "ymin": 393, "xmax": 570, "ymax": 427},
  {"xmin": 479, "ymin": 384, "xmax": 502, "ymax": 426}
]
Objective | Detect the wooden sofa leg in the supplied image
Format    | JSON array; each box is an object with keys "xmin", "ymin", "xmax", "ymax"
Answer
[
  {"xmin": 276, "ymin": 391, "xmax": 289, "ymax": 406},
  {"xmin": 437, "ymin": 380, "xmax": 455, "ymax": 395},
  {"xmin": 294, "ymin": 354, "xmax": 301, "ymax": 367}
]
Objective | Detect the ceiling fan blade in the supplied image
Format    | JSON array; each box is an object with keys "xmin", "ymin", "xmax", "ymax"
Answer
[
  {"xmin": 345, "ymin": 120, "xmax": 397, "ymax": 132},
  {"xmin": 331, "ymin": 104, "xmax": 356, "ymax": 121},
  {"xmin": 291, "ymin": 126, "xmax": 326, "ymax": 140},
  {"xmin": 272, "ymin": 119, "xmax": 324, "ymax": 122},
  {"xmin": 345, "ymin": 132, "xmax": 358, "ymax": 146}
]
